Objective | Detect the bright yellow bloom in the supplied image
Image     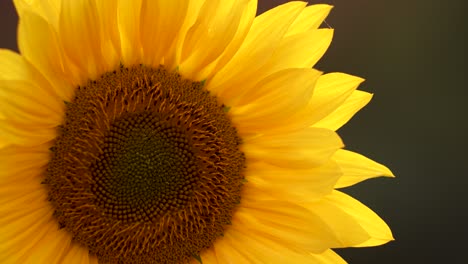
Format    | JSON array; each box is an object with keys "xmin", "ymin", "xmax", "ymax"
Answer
[{"xmin": 0, "ymin": 0, "xmax": 394, "ymax": 263}]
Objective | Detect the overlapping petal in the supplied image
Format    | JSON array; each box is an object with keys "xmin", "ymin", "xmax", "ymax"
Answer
[
  {"xmin": 58, "ymin": 1, "xmax": 98, "ymax": 74},
  {"xmin": 17, "ymin": 7, "xmax": 80, "ymax": 99},
  {"xmin": 324, "ymin": 191, "xmax": 394, "ymax": 247},
  {"xmin": 139, "ymin": 0, "xmax": 189, "ymax": 67},
  {"xmin": 14, "ymin": 0, "xmax": 61, "ymax": 26},
  {"xmin": 0, "ymin": 50, "xmax": 62, "ymax": 116},
  {"xmin": 307, "ymin": 73, "xmax": 365, "ymax": 127},
  {"xmin": 243, "ymin": 127, "xmax": 343, "ymax": 169},
  {"xmin": 334, "ymin": 149, "xmax": 394, "ymax": 188},
  {"xmin": 213, "ymin": 226, "xmax": 322, "ymax": 263},
  {"xmin": 230, "ymin": 68, "xmax": 321, "ymax": 134},
  {"xmin": 207, "ymin": 1, "xmax": 307, "ymax": 97},
  {"xmin": 118, "ymin": 0, "xmax": 143, "ymax": 66},
  {"xmin": 207, "ymin": 2, "xmax": 333, "ymax": 103},
  {"xmin": 313, "ymin": 90, "xmax": 372, "ymax": 131},
  {"xmin": 309, "ymin": 249, "xmax": 347, "ymax": 264},
  {"xmin": 201, "ymin": 0, "xmax": 257, "ymax": 80},
  {"xmin": 245, "ymin": 160, "xmax": 341, "ymax": 202},
  {"xmin": 286, "ymin": 4, "xmax": 333, "ymax": 36},
  {"xmin": 178, "ymin": 0, "xmax": 250, "ymax": 80},
  {"xmin": 264, "ymin": 28, "xmax": 333, "ymax": 73},
  {"xmin": 0, "ymin": 50, "xmax": 62, "ymax": 146},
  {"xmin": 0, "ymin": 145, "xmax": 60, "ymax": 262},
  {"xmin": 231, "ymin": 198, "xmax": 341, "ymax": 254}
]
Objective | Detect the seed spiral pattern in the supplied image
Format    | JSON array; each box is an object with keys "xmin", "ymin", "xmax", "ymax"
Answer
[
  {"xmin": 45, "ymin": 65, "xmax": 245, "ymax": 263},
  {"xmin": 91, "ymin": 113, "xmax": 198, "ymax": 222}
]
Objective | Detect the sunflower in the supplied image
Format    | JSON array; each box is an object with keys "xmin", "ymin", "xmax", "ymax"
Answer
[{"xmin": 0, "ymin": 0, "xmax": 394, "ymax": 263}]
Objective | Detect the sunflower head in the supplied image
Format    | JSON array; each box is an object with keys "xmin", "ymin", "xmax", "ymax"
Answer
[
  {"xmin": 43, "ymin": 65, "xmax": 245, "ymax": 262},
  {"xmin": 0, "ymin": 0, "xmax": 393, "ymax": 263}
]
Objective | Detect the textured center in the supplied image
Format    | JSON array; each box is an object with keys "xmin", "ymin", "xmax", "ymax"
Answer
[
  {"xmin": 91, "ymin": 113, "xmax": 197, "ymax": 222},
  {"xmin": 45, "ymin": 65, "xmax": 245, "ymax": 264}
]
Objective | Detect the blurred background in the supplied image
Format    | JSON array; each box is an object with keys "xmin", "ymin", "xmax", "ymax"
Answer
[{"xmin": 1, "ymin": 0, "xmax": 466, "ymax": 263}]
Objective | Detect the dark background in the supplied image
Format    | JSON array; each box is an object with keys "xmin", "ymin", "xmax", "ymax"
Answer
[{"xmin": 1, "ymin": 0, "xmax": 466, "ymax": 263}]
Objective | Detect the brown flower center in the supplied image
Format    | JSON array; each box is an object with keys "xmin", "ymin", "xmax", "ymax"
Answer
[{"xmin": 45, "ymin": 65, "xmax": 245, "ymax": 264}]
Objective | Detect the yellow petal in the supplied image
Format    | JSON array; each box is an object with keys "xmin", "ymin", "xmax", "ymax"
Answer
[
  {"xmin": 326, "ymin": 190, "xmax": 394, "ymax": 247},
  {"xmin": 163, "ymin": 0, "xmax": 205, "ymax": 69},
  {"xmin": 212, "ymin": 235, "xmax": 252, "ymax": 264},
  {"xmin": 140, "ymin": 0, "xmax": 188, "ymax": 67},
  {"xmin": 222, "ymin": 225, "xmax": 318, "ymax": 263},
  {"xmin": 17, "ymin": 8, "xmax": 77, "ymax": 99},
  {"xmin": 243, "ymin": 127, "xmax": 343, "ymax": 169},
  {"xmin": 208, "ymin": 3, "xmax": 333, "ymax": 99},
  {"xmin": 27, "ymin": 228, "xmax": 72, "ymax": 264},
  {"xmin": 0, "ymin": 187, "xmax": 47, "ymax": 219},
  {"xmin": 59, "ymin": 0, "xmax": 118, "ymax": 80},
  {"xmin": 307, "ymin": 73, "xmax": 365, "ymax": 126},
  {"xmin": 246, "ymin": 160, "xmax": 341, "ymax": 202},
  {"xmin": 313, "ymin": 90, "xmax": 372, "ymax": 131},
  {"xmin": 89, "ymin": 254, "xmax": 99, "ymax": 264},
  {"xmin": 22, "ymin": 227, "xmax": 72, "ymax": 264},
  {"xmin": 0, "ymin": 49, "xmax": 63, "ymax": 116},
  {"xmin": 233, "ymin": 199, "xmax": 341, "ymax": 253},
  {"xmin": 179, "ymin": 0, "xmax": 250, "ymax": 80},
  {"xmin": 0, "ymin": 183, "xmax": 59, "ymax": 262},
  {"xmin": 206, "ymin": 5, "xmax": 333, "ymax": 87},
  {"xmin": 0, "ymin": 120, "xmax": 56, "ymax": 147},
  {"xmin": 215, "ymin": 28, "xmax": 331, "ymax": 96},
  {"xmin": 0, "ymin": 49, "xmax": 47, "ymax": 85},
  {"xmin": 196, "ymin": 248, "xmax": 218, "ymax": 264},
  {"xmin": 230, "ymin": 68, "xmax": 320, "ymax": 134},
  {"xmin": 333, "ymin": 149, "xmax": 394, "ymax": 188},
  {"xmin": 286, "ymin": 4, "xmax": 334, "ymax": 36},
  {"xmin": 310, "ymin": 249, "xmax": 347, "ymax": 264},
  {"xmin": 0, "ymin": 207, "xmax": 56, "ymax": 262},
  {"xmin": 25, "ymin": 0, "xmax": 117, "ymax": 84},
  {"xmin": 0, "ymin": 142, "xmax": 7, "ymax": 152},
  {"xmin": 0, "ymin": 179, "xmax": 43, "ymax": 206},
  {"xmin": 118, "ymin": 0, "xmax": 143, "ymax": 66},
  {"xmin": 207, "ymin": 1, "xmax": 306, "ymax": 97},
  {"xmin": 14, "ymin": 0, "xmax": 61, "ymax": 27},
  {"xmin": 0, "ymin": 80, "xmax": 62, "ymax": 123},
  {"xmin": 0, "ymin": 145, "xmax": 48, "ymax": 202},
  {"xmin": 0, "ymin": 145, "xmax": 49, "ymax": 218},
  {"xmin": 61, "ymin": 246, "xmax": 83, "ymax": 264},
  {"xmin": 301, "ymin": 197, "xmax": 371, "ymax": 247},
  {"xmin": 0, "ymin": 143, "xmax": 75, "ymax": 263},
  {"xmin": 264, "ymin": 28, "xmax": 334, "ymax": 72},
  {"xmin": 0, "ymin": 50, "xmax": 61, "ymax": 146},
  {"xmin": 95, "ymin": 0, "xmax": 122, "ymax": 68},
  {"xmin": 233, "ymin": 68, "xmax": 320, "ymax": 107},
  {"xmin": 0, "ymin": 144, "xmax": 49, "ymax": 184},
  {"xmin": 61, "ymin": 243, "xmax": 95, "ymax": 264},
  {"xmin": 203, "ymin": 0, "xmax": 257, "ymax": 80}
]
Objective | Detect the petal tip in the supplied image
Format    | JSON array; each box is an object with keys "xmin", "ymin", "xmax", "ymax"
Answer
[
  {"xmin": 375, "ymin": 160, "xmax": 395, "ymax": 178},
  {"xmin": 383, "ymin": 167, "xmax": 395, "ymax": 178}
]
